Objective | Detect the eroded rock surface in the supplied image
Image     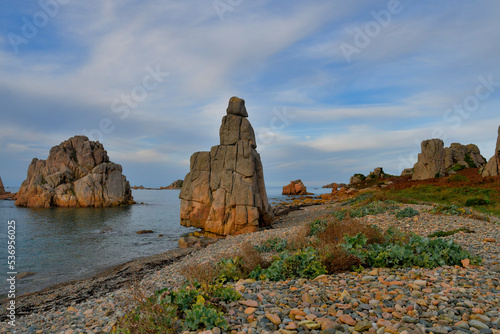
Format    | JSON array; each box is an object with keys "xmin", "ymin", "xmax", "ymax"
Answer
[
  {"xmin": 482, "ymin": 126, "xmax": 500, "ymax": 177},
  {"xmin": 412, "ymin": 139, "xmax": 486, "ymax": 180},
  {"xmin": 15, "ymin": 136, "xmax": 133, "ymax": 208},
  {"xmin": 179, "ymin": 97, "xmax": 273, "ymax": 236}
]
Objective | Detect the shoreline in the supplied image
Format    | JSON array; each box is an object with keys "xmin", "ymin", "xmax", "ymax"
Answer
[
  {"xmin": 0, "ymin": 246, "xmax": 196, "ymax": 321},
  {"xmin": 1, "ymin": 201, "xmax": 498, "ymax": 333},
  {"xmin": 0, "ymin": 201, "xmax": 326, "ymax": 321}
]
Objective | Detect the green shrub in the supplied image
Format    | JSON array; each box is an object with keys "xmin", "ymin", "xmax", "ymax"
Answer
[
  {"xmin": 428, "ymin": 228, "xmax": 474, "ymax": 238},
  {"xmin": 464, "ymin": 154, "xmax": 477, "ymax": 168},
  {"xmin": 255, "ymin": 237, "xmax": 288, "ymax": 253},
  {"xmin": 115, "ymin": 282, "xmax": 238, "ymax": 333},
  {"xmin": 448, "ymin": 174, "xmax": 469, "ymax": 182},
  {"xmin": 250, "ymin": 247, "xmax": 326, "ymax": 281},
  {"xmin": 210, "ymin": 285, "xmax": 241, "ymax": 302},
  {"xmin": 394, "ymin": 207, "xmax": 419, "ymax": 219},
  {"xmin": 349, "ymin": 234, "xmax": 481, "ymax": 268},
  {"xmin": 215, "ymin": 258, "xmax": 244, "ymax": 283},
  {"xmin": 342, "ymin": 193, "xmax": 372, "ymax": 206},
  {"xmin": 431, "ymin": 204, "xmax": 472, "ymax": 216},
  {"xmin": 353, "ymin": 173, "xmax": 366, "ymax": 181},
  {"xmin": 448, "ymin": 164, "xmax": 466, "ymax": 172},
  {"xmin": 309, "ymin": 219, "xmax": 328, "ymax": 236},
  {"xmin": 349, "ymin": 201, "xmax": 397, "ymax": 218},
  {"xmin": 183, "ymin": 303, "xmax": 228, "ymax": 331},
  {"xmin": 113, "ymin": 298, "xmax": 179, "ymax": 333},
  {"xmin": 465, "ymin": 198, "xmax": 490, "ymax": 206}
]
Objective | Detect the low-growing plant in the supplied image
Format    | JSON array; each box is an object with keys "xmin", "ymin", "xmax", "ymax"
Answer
[
  {"xmin": 255, "ymin": 237, "xmax": 288, "ymax": 253},
  {"xmin": 349, "ymin": 234, "xmax": 481, "ymax": 268},
  {"xmin": 464, "ymin": 153, "xmax": 477, "ymax": 168},
  {"xmin": 181, "ymin": 262, "xmax": 216, "ymax": 292},
  {"xmin": 428, "ymin": 228, "xmax": 474, "ymax": 238},
  {"xmin": 309, "ymin": 219, "xmax": 328, "ymax": 236},
  {"xmin": 250, "ymin": 247, "xmax": 326, "ymax": 281},
  {"xmin": 183, "ymin": 302, "xmax": 228, "ymax": 331},
  {"xmin": 334, "ymin": 201, "xmax": 398, "ymax": 221},
  {"xmin": 115, "ymin": 281, "xmax": 238, "ymax": 333},
  {"xmin": 431, "ymin": 204, "xmax": 472, "ymax": 216},
  {"xmin": 448, "ymin": 164, "xmax": 466, "ymax": 172},
  {"xmin": 215, "ymin": 257, "xmax": 243, "ymax": 283},
  {"xmin": 342, "ymin": 193, "xmax": 373, "ymax": 206},
  {"xmin": 448, "ymin": 174, "xmax": 469, "ymax": 182},
  {"xmin": 113, "ymin": 285, "xmax": 180, "ymax": 333},
  {"xmin": 464, "ymin": 198, "xmax": 490, "ymax": 206},
  {"xmin": 394, "ymin": 207, "xmax": 419, "ymax": 219}
]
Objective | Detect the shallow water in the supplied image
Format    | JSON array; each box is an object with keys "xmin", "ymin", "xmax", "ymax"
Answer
[{"xmin": 0, "ymin": 186, "xmax": 331, "ymax": 295}]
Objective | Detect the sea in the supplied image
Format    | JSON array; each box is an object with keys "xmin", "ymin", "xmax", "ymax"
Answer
[{"xmin": 0, "ymin": 186, "xmax": 331, "ymax": 296}]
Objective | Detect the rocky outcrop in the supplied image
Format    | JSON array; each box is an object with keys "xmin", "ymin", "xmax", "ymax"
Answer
[
  {"xmin": 349, "ymin": 167, "xmax": 386, "ymax": 186},
  {"xmin": 0, "ymin": 177, "xmax": 13, "ymax": 200},
  {"xmin": 412, "ymin": 139, "xmax": 486, "ymax": 180},
  {"xmin": 412, "ymin": 139, "xmax": 446, "ymax": 180},
  {"xmin": 444, "ymin": 143, "xmax": 486, "ymax": 171},
  {"xmin": 482, "ymin": 126, "xmax": 500, "ymax": 177},
  {"xmin": 322, "ymin": 182, "xmax": 346, "ymax": 189},
  {"xmin": 15, "ymin": 136, "xmax": 134, "ymax": 208},
  {"xmin": 164, "ymin": 180, "xmax": 183, "ymax": 189},
  {"xmin": 179, "ymin": 97, "xmax": 273, "ymax": 236},
  {"xmin": 282, "ymin": 180, "xmax": 311, "ymax": 195},
  {"xmin": 400, "ymin": 168, "xmax": 413, "ymax": 177}
]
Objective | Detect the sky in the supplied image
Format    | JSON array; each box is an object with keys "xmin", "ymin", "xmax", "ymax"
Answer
[{"xmin": 1, "ymin": 0, "xmax": 500, "ymax": 188}]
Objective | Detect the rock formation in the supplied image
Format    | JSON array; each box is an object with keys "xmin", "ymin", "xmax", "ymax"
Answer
[
  {"xmin": 15, "ymin": 136, "xmax": 134, "ymax": 208},
  {"xmin": 0, "ymin": 177, "xmax": 5, "ymax": 195},
  {"xmin": 0, "ymin": 177, "xmax": 13, "ymax": 200},
  {"xmin": 282, "ymin": 180, "xmax": 311, "ymax": 195},
  {"xmin": 412, "ymin": 139, "xmax": 486, "ymax": 180},
  {"xmin": 400, "ymin": 168, "xmax": 413, "ymax": 177},
  {"xmin": 179, "ymin": 97, "xmax": 273, "ymax": 236},
  {"xmin": 164, "ymin": 180, "xmax": 183, "ymax": 189},
  {"xmin": 412, "ymin": 139, "xmax": 446, "ymax": 180},
  {"xmin": 322, "ymin": 182, "xmax": 346, "ymax": 189},
  {"xmin": 481, "ymin": 126, "xmax": 500, "ymax": 177},
  {"xmin": 349, "ymin": 167, "xmax": 387, "ymax": 186}
]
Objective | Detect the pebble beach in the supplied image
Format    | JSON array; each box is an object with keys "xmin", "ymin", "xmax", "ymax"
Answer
[{"xmin": 1, "ymin": 202, "xmax": 499, "ymax": 334}]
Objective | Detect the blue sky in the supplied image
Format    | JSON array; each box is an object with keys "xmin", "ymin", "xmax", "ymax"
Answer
[{"xmin": 1, "ymin": 0, "xmax": 500, "ymax": 188}]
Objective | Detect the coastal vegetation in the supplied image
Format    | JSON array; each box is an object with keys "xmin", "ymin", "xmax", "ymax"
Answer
[{"xmin": 114, "ymin": 209, "xmax": 480, "ymax": 333}]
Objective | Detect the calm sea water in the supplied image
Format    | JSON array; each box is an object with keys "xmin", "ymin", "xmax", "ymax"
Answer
[{"xmin": 0, "ymin": 186, "xmax": 331, "ymax": 296}]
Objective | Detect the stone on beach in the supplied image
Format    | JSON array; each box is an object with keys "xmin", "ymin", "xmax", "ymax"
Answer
[{"xmin": 179, "ymin": 96, "xmax": 274, "ymax": 236}]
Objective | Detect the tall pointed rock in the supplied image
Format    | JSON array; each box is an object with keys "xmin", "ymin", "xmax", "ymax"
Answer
[{"xmin": 179, "ymin": 97, "xmax": 273, "ymax": 236}]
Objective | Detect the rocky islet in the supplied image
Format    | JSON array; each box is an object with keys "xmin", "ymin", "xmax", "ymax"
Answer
[{"xmin": 14, "ymin": 135, "xmax": 134, "ymax": 208}]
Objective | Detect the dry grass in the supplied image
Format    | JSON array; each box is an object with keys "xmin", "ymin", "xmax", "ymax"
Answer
[
  {"xmin": 114, "ymin": 282, "xmax": 179, "ymax": 333},
  {"xmin": 317, "ymin": 243, "xmax": 362, "ymax": 273},
  {"xmin": 286, "ymin": 225, "xmax": 313, "ymax": 250},
  {"xmin": 238, "ymin": 242, "xmax": 268, "ymax": 273},
  {"xmin": 180, "ymin": 262, "xmax": 217, "ymax": 290}
]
